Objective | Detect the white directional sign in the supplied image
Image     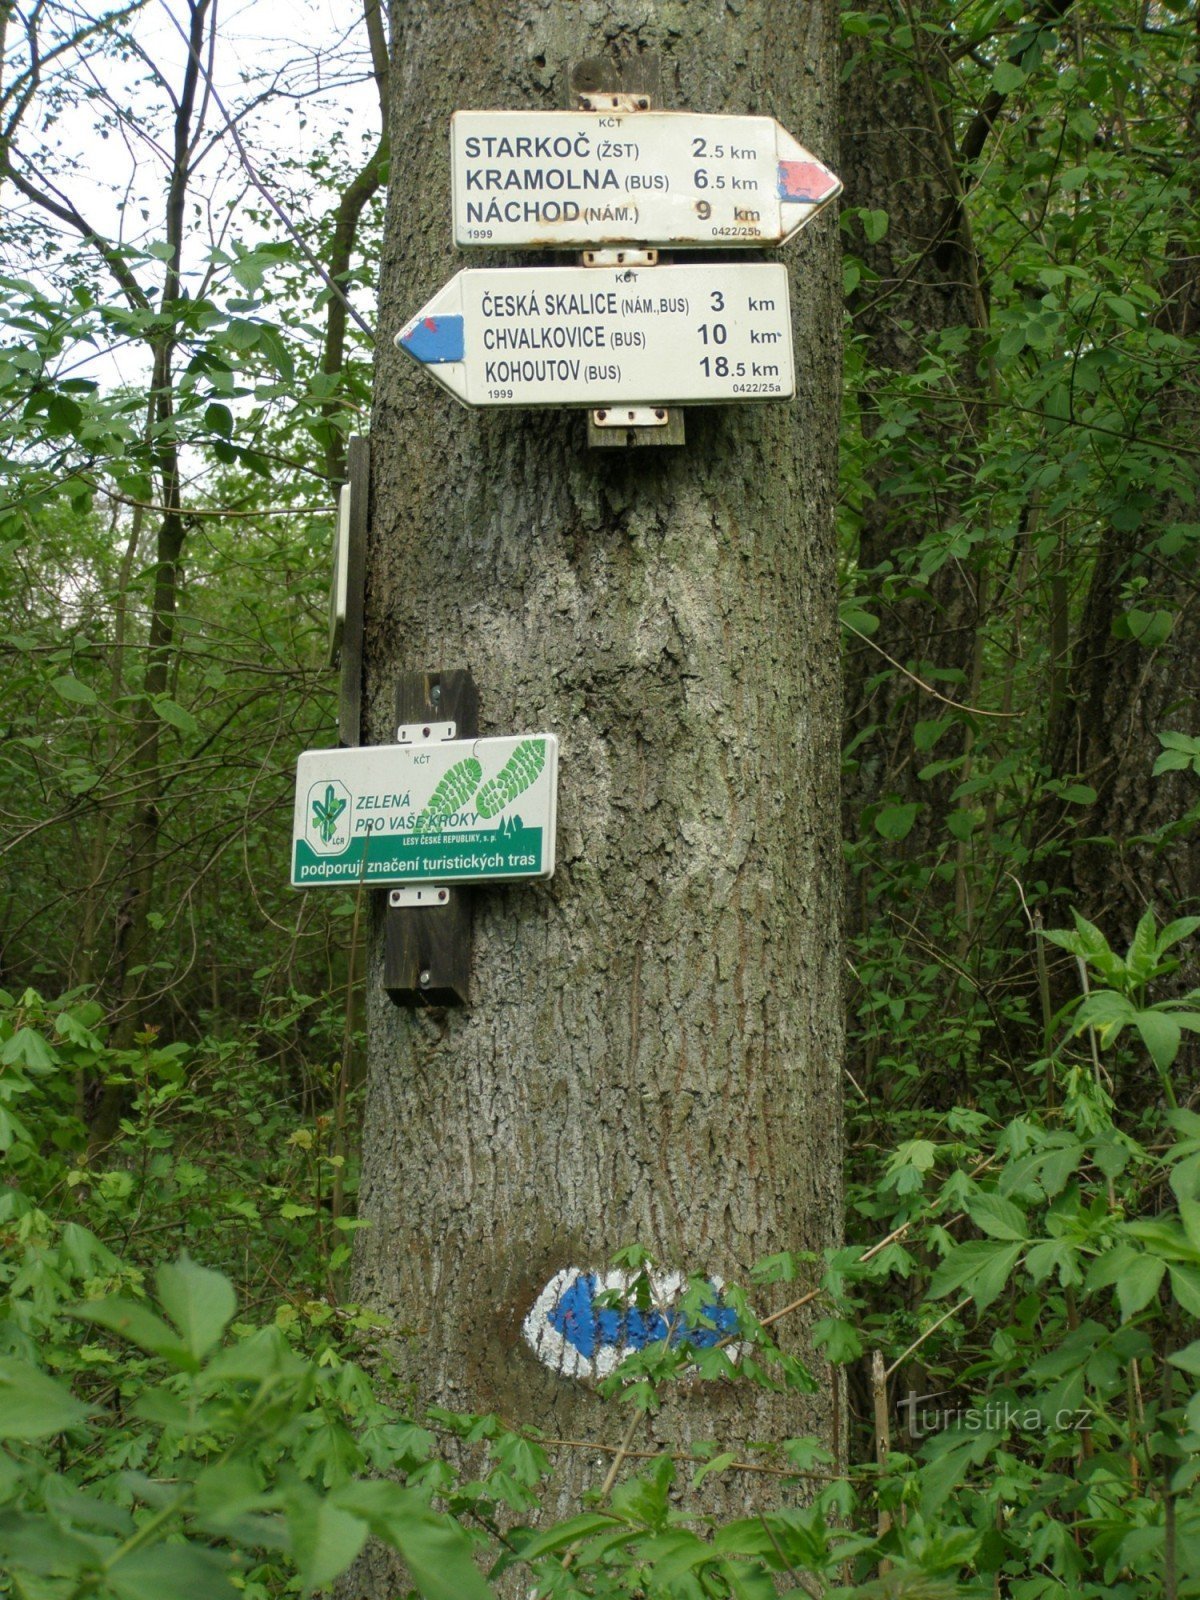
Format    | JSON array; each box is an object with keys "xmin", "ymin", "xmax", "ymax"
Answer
[
  {"xmin": 396, "ymin": 262, "xmax": 794, "ymax": 409},
  {"xmin": 452, "ymin": 111, "xmax": 840, "ymax": 249},
  {"xmin": 326, "ymin": 483, "xmax": 350, "ymax": 667},
  {"xmin": 292, "ymin": 736, "xmax": 559, "ymax": 888}
]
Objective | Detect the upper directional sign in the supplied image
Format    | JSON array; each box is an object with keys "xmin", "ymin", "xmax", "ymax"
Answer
[
  {"xmin": 396, "ymin": 262, "xmax": 794, "ymax": 409},
  {"xmin": 451, "ymin": 111, "xmax": 840, "ymax": 249}
]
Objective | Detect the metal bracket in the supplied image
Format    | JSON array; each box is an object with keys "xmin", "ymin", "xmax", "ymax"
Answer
[
  {"xmin": 396, "ymin": 720, "xmax": 457, "ymax": 744},
  {"xmin": 593, "ymin": 406, "xmax": 669, "ymax": 429},
  {"xmin": 577, "ymin": 91, "xmax": 650, "ymax": 113},
  {"xmin": 568, "ymin": 54, "xmax": 683, "ymax": 449},
  {"xmin": 385, "ymin": 671, "xmax": 479, "ymax": 1006},
  {"xmin": 390, "ymin": 726, "xmax": 455, "ymax": 911},
  {"xmin": 582, "ymin": 247, "xmax": 658, "ymax": 268},
  {"xmin": 389, "ymin": 886, "xmax": 451, "ymax": 910}
]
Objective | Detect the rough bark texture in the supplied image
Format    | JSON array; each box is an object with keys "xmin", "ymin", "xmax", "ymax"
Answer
[
  {"xmin": 839, "ymin": 14, "xmax": 983, "ymax": 861},
  {"xmin": 1045, "ymin": 249, "xmax": 1200, "ymax": 944},
  {"xmin": 352, "ymin": 0, "xmax": 843, "ymax": 1582}
]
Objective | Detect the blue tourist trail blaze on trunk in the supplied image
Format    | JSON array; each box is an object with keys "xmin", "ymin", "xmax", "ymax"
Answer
[
  {"xmin": 523, "ymin": 1267, "xmax": 743, "ymax": 1380},
  {"xmin": 547, "ymin": 1272, "xmax": 739, "ymax": 1357}
]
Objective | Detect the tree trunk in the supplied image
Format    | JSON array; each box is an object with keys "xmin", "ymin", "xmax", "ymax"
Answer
[
  {"xmin": 839, "ymin": 9, "xmax": 984, "ymax": 874},
  {"xmin": 1044, "ymin": 243, "xmax": 1200, "ymax": 947},
  {"xmin": 352, "ymin": 0, "xmax": 844, "ymax": 1581},
  {"xmin": 1044, "ymin": 38, "xmax": 1200, "ymax": 960}
]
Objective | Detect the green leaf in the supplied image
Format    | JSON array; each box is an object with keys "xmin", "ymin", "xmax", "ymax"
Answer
[
  {"xmin": 635, "ymin": 1529, "xmax": 714, "ymax": 1580},
  {"xmin": 811, "ymin": 1317, "xmax": 863, "ymax": 1363},
  {"xmin": 1117, "ymin": 1255, "xmax": 1165, "ymax": 1318},
  {"xmin": 132, "ymin": 1388, "xmax": 192, "ymax": 1428},
  {"xmin": 107, "ymin": 1540, "xmax": 238, "ymax": 1600},
  {"xmin": 1127, "ymin": 909, "xmax": 1159, "ymax": 981},
  {"xmin": 1134, "ymin": 1009, "xmax": 1181, "ymax": 1070},
  {"xmin": 1086, "ymin": 1240, "xmax": 1138, "ymax": 1292},
  {"xmin": 74, "ymin": 1297, "xmax": 192, "ymax": 1368},
  {"xmin": 874, "ymin": 803, "xmax": 920, "ymax": 841},
  {"xmin": 200, "ymin": 1325, "xmax": 307, "ymax": 1385},
  {"xmin": 692, "ymin": 1450, "xmax": 738, "ymax": 1487},
  {"xmin": 839, "ymin": 603, "xmax": 877, "ymax": 636},
  {"xmin": 929, "ymin": 1240, "xmax": 1023, "ymax": 1310},
  {"xmin": 50, "ymin": 674, "xmax": 97, "ymax": 705},
  {"xmin": 861, "ymin": 208, "xmax": 888, "ymax": 244},
  {"xmin": 1118, "ymin": 608, "xmax": 1174, "ymax": 647},
  {"xmin": 513, "ymin": 1512, "xmax": 624, "ymax": 1562},
  {"xmin": 1168, "ymin": 1340, "xmax": 1200, "ymax": 1376},
  {"xmin": 1076, "ymin": 990, "xmax": 1135, "ymax": 1043},
  {"xmin": 156, "ymin": 1257, "xmax": 236, "ymax": 1360},
  {"xmin": 193, "ymin": 1461, "xmax": 271, "ymax": 1530},
  {"xmin": 1169, "ymin": 1264, "xmax": 1200, "ymax": 1317},
  {"xmin": 992, "ymin": 61, "xmax": 1026, "ymax": 94},
  {"xmin": 152, "ymin": 696, "xmax": 198, "ymax": 735},
  {"xmin": 334, "ymin": 1481, "xmax": 493, "ymax": 1600},
  {"xmin": 1159, "ymin": 917, "xmax": 1200, "ymax": 953},
  {"xmin": 968, "ymin": 1194, "xmax": 1029, "ymax": 1242},
  {"xmin": 0, "ymin": 1359, "xmax": 88, "ymax": 1438},
  {"xmin": 913, "ymin": 718, "xmax": 953, "ymax": 752},
  {"xmin": 1, "ymin": 1025, "xmax": 56, "ymax": 1070},
  {"xmin": 289, "ymin": 1494, "xmax": 368, "ymax": 1592},
  {"xmin": 204, "ymin": 402, "xmax": 233, "ymax": 437}
]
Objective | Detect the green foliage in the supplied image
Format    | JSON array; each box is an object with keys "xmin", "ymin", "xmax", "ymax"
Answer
[
  {"xmin": 8, "ymin": 953, "xmax": 1200, "ymax": 1597},
  {"xmin": 0, "ymin": 989, "xmax": 490, "ymax": 1599},
  {"xmin": 1, "ymin": 1255, "xmax": 489, "ymax": 1600}
]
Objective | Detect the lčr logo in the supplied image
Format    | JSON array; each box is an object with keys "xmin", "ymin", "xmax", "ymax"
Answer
[{"xmin": 308, "ymin": 780, "xmax": 352, "ymax": 853}]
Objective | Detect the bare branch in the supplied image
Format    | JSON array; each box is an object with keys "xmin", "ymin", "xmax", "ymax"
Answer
[
  {"xmin": 156, "ymin": 0, "xmax": 376, "ymax": 344},
  {"xmin": 2, "ymin": 148, "xmax": 150, "ymax": 309}
]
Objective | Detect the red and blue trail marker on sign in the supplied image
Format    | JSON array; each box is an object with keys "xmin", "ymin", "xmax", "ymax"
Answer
[{"xmin": 450, "ymin": 110, "xmax": 839, "ymax": 249}]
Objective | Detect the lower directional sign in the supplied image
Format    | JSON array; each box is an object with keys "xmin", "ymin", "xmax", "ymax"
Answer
[
  {"xmin": 396, "ymin": 261, "xmax": 793, "ymax": 408},
  {"xmin": 292, "ymin": 735, "xmax": 559, "ymax": 887}
]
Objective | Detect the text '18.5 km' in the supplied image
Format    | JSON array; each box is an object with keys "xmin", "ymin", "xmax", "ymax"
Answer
[{"xmin": 396, "ymin": 262, "xmax": 795, "ymax": 409}]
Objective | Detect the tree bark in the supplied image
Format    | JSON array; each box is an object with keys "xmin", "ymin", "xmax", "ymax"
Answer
[
  {"xmin": 353, "ymin": 0, "xmax": 844, "ymax": 1583},
  {"xmin": 1044, "ymin": 26, "xmax": 1200, "ymax": 961},
  {"xmin": 1044, "ymin": 215, "xmax": 1200, "ymax": 948},
  {"xmin": 105, "ymin": 0, "xmax": 211, "ymax": 1071},
  {"xmin": 839, "ymin": 8, "xmax": 984, "ymax": 868},
  {"xmin": 319, "ymin": 0, "xmax": 390, "ymax": 486}
]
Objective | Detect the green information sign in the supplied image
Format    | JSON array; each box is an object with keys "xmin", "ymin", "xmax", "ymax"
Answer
[{"xmin": 291, "ymin": 735, "xmax": 559, "ymax": 888}]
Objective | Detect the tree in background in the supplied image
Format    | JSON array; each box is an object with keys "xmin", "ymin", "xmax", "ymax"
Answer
[{"xmin": 0, "ymin": 0, "xmax": 385, "ymax": 1073}]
